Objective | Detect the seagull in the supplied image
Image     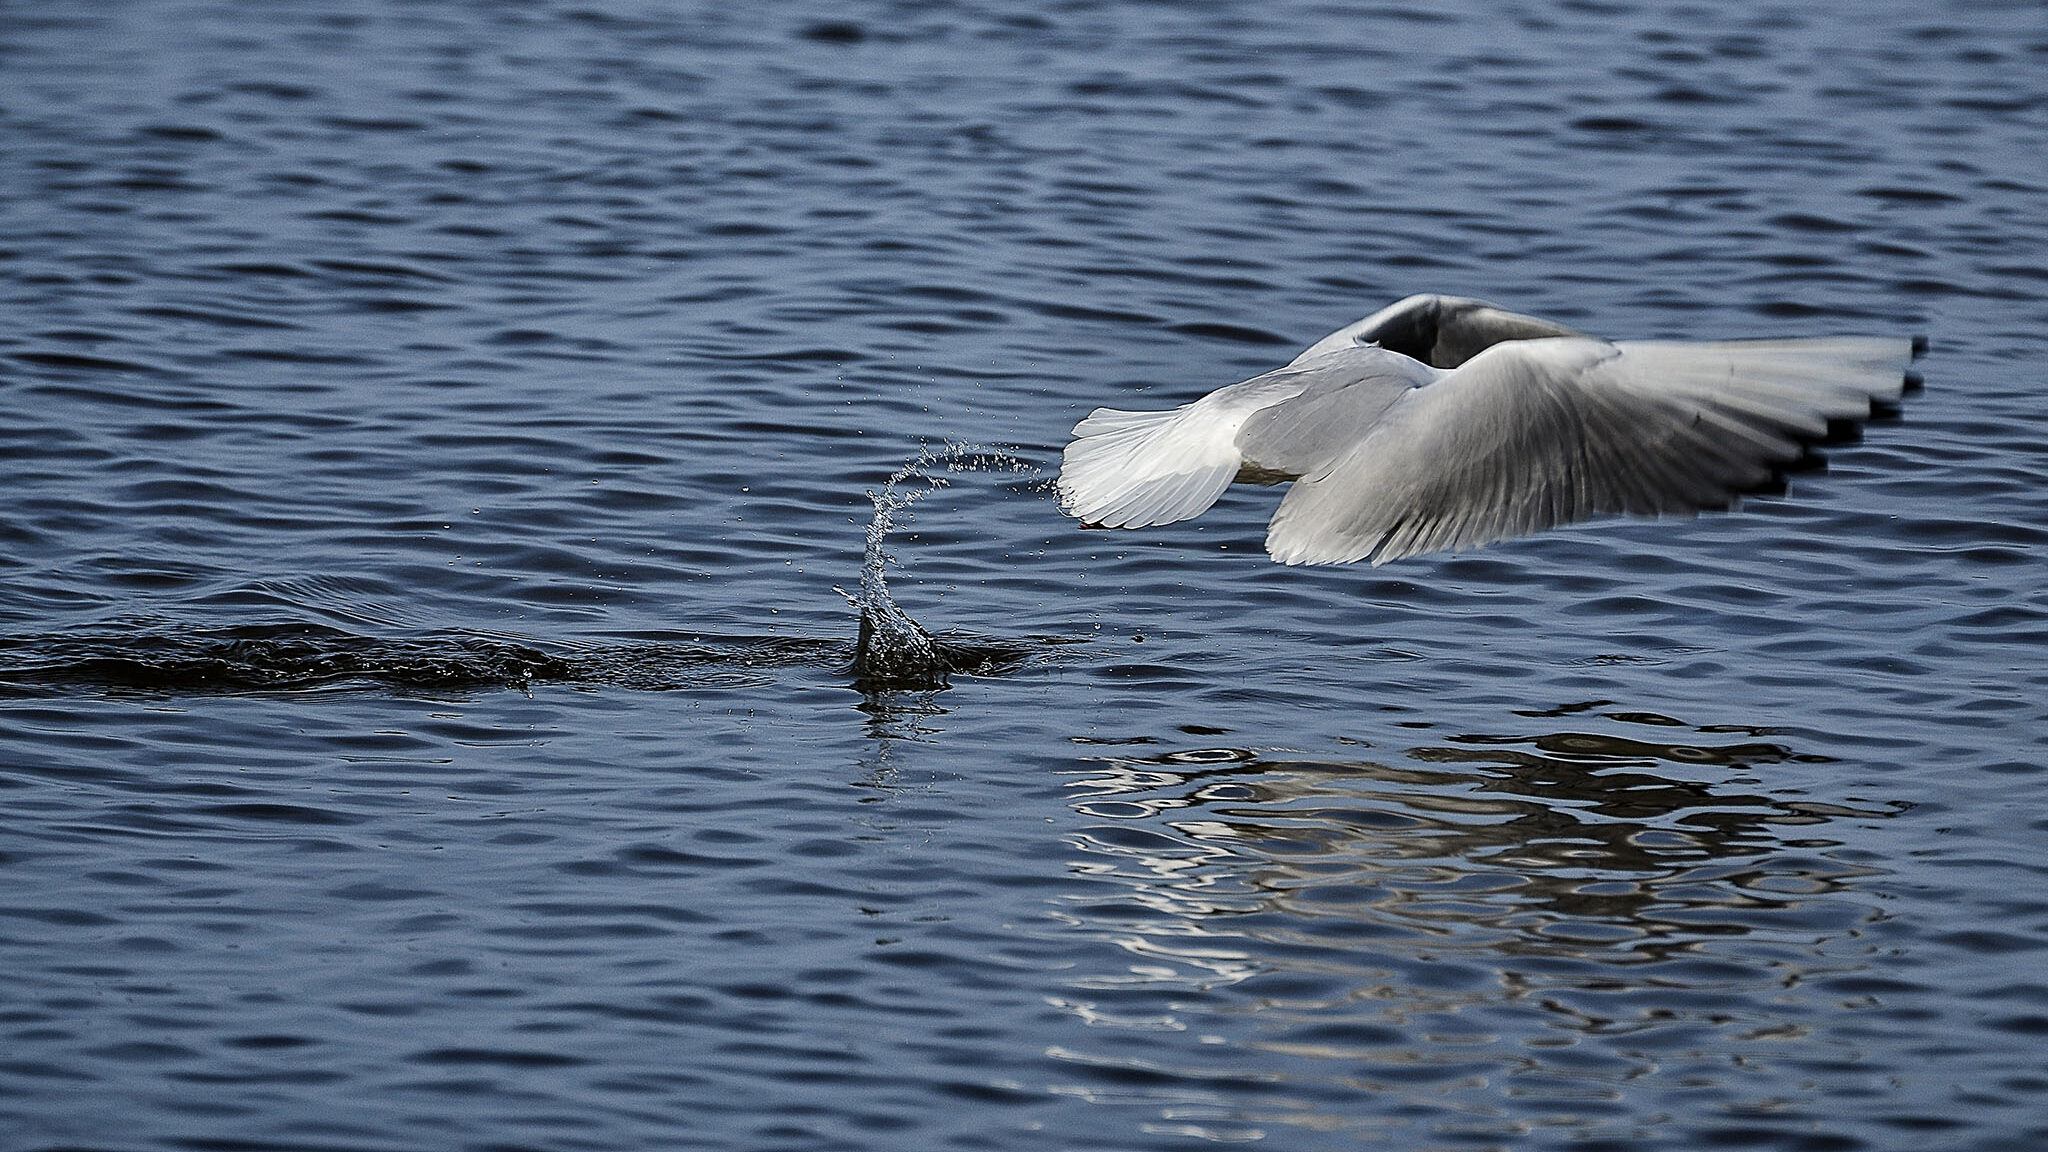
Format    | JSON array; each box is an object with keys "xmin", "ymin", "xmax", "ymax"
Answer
[{"xmin": 1056, "ymin": 294, "xmax": 1923, "ymax": 565}]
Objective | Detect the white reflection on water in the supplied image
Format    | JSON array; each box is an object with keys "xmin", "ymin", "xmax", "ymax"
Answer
[{"xmin": 1041, "ymin": 709, "xmax": 1906, "ymax": 1140}]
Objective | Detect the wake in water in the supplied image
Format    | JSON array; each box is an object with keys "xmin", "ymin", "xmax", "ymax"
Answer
[
  {"xmin": 841, "ymin": 443, "xmax": 1041, "ymax": 690},
  {"xmin": 0, "ymin": 446, "xmax": 1047, "ymax": 699},
  {"xmin": 0, "ymin": 622, "xmax": 845, "ymax": 696},
  {"xmin": 0, "ymin": 623, "xmax": 580, "ymax": 694}
]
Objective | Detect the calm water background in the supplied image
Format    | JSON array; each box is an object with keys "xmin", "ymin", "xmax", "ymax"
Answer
[{"xmin": 3, "ymin": 1, "xmax": 2046, "ymax": 1149}]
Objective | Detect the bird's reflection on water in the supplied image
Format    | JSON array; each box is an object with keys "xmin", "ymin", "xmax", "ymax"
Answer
[
  {"xmin": 1038, "ymin": 709, "xmax": 1910, "ymax": 1135},
  {"xmin": 1056, "ymin": 708, "xmax": 1904, "ymax": 977}
]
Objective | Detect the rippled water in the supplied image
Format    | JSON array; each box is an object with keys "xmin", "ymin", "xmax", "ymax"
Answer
[{"xmin": 4, "ymin": 2, "xmax": 2046, "ymax": 1149}]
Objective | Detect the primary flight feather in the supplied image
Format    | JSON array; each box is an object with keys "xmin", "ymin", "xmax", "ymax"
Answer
[{"xmin": 1056, "ymin": 294, "xmax": 1922, "ymax": 566}]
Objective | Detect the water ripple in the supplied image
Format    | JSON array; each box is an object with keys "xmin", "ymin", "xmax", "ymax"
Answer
[{"xmin": 2, "ymin": 1, "xmax": 2044, "ymax": 1149}]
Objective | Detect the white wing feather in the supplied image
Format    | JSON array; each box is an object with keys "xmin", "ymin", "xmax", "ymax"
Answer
[{"xmin": 1263, "ymin": 335, "xmax": 1917, "ymax": 565}]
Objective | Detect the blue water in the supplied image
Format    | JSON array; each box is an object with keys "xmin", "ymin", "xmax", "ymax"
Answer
[{"xmin": 3, "ymin": 2, "xmax": 2045, "ymax": 1149}]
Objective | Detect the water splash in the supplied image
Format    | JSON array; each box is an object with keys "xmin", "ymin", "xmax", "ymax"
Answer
[{"xmin": 841, "ymin": 443, "xmax": 1039, "ymax": 690}]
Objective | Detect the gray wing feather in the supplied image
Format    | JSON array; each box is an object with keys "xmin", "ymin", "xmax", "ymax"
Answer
[{"xmin": 1235, "ymin": 348, "xmax": 1438, "ymax": 478}]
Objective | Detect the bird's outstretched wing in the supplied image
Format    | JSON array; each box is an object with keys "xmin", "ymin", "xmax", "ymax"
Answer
[{"xmin": 1263, "ymin": 335, "xmax": 1920, "ymax": 565}]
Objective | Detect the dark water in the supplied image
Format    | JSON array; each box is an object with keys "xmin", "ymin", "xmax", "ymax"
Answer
[{"xmin": 3, "ymin": 1, "xmax": 2046, "ymax": 1149}]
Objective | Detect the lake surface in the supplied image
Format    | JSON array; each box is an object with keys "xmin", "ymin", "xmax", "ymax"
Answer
[{"xmin": 3, "ymin": 2, "xmax": 2045, "ymax": 1149}]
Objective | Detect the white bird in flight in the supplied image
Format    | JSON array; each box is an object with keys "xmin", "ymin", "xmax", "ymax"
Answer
[{"xmin": 1056, "ymin": 294, "xmax": 1923, "ymax": 565}]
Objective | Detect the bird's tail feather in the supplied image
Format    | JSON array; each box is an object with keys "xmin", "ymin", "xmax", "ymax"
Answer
[{"xmin": 1057, "ymin": 403, "xmax": 1242, "ymax": 528}]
